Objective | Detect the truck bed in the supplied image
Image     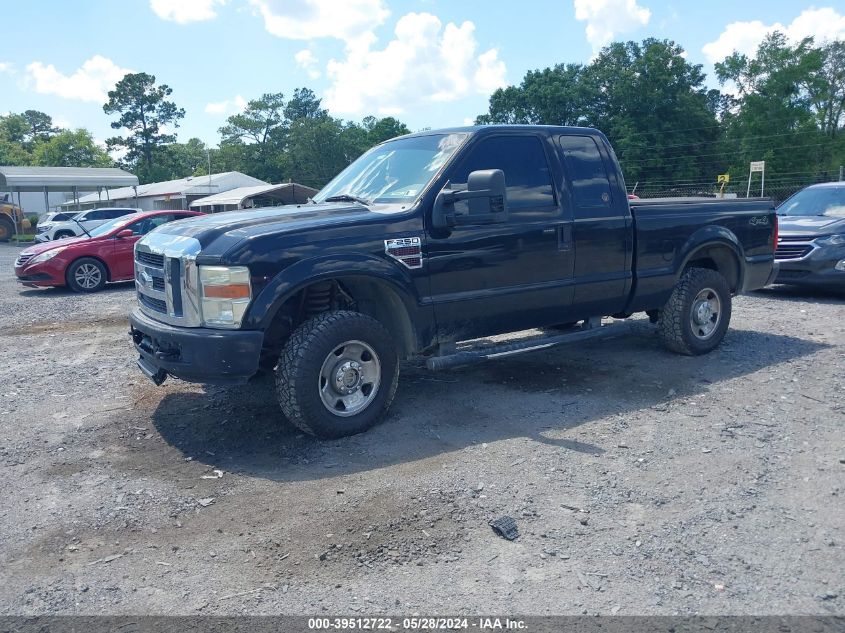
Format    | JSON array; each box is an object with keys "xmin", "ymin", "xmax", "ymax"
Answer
[{"xmin": 626, "ymin": 197, "xmax": 776, "ymax": 313}]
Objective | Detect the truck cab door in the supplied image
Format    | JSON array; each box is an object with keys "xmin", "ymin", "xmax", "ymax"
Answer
[
  {"xmin": 424, "ymin": 133, "xmax": 575, "ymax": 342},
  {"xmin": 557, "ymin": 135, "xmax": 632, "ymax": 317}
]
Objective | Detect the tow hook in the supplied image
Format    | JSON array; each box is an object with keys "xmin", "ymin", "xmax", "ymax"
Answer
[{"xmin": 155, "ymin": 348, "xmax": 180, "ymax": 361}]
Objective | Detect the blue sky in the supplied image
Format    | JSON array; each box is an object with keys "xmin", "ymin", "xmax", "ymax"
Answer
[{"xmin": 1, "ymin": 1, "xmax": 843, "ymax": 150}]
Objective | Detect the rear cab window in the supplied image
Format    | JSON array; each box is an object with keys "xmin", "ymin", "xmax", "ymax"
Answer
[{"xmin": 557, "ymin": 135, "xmax": 613, "ymax": 213}]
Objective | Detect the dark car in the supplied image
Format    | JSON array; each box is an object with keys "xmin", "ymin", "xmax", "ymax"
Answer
[{"xmin": 774, "ymin": 182, "xmax": 845, "ymax": 289}]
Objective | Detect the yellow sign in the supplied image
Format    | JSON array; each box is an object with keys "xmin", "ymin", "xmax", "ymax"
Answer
[{"xmin": 717, "ymin": 174, "xmax": 730, "ymax": 184}]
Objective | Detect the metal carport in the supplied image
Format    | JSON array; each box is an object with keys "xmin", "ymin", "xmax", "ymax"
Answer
[
  {"xmin": 189, "ymin": 183, "xmax": 318, "ymax": 212},
  {"xmin": 0, "ymin": 166, "xmax": 139, "ymax": 215}
]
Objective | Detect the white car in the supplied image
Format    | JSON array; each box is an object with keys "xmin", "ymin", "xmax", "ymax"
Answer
[{"xmin": 35, "ymin": 207, "xmax": 140, "ymax": 242}]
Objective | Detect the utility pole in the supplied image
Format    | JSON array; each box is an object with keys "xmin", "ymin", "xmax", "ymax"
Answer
[{"xmin": 839, "ymin": 165, "xmax": 843, "ymax": 181}]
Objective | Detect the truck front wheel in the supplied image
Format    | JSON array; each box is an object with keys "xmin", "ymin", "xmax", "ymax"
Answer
[
  {"xmin": 657, "ymin": 267, "xmax": 732, "ymax": 356},
  {"xmin": 275, "ymin": 310, "xmax": 400, "ymax": 438}
]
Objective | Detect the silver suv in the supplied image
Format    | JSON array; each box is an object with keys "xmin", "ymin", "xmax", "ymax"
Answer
[{"xmin": 36, "ymin": 207, "xmax": 140, "ymax": 242}]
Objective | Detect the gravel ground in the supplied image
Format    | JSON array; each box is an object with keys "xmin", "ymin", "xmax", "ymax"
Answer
[{"xmin": 0, "ymin": 241, "xmax": 843, "ymax": 616}]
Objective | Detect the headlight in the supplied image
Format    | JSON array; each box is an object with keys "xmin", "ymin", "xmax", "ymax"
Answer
[
  {"xmin": 199, "ymin": 265, "xmax": 251, "ymax": 329},
  {"xmin": 816, "ymin": 233, "xmax": 845, "ymax": 246},
  {"xmin": 29, "ymin": 248, "xmax": 65, "ymax": 264}
]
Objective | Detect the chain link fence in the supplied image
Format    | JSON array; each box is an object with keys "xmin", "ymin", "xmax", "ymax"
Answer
[{"xmin": 629, "ymin": 175, "xmax": 842, "ymax": 205}]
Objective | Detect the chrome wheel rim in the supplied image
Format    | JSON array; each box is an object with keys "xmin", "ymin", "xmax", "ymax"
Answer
[
  {"xmin": 689, "ymin": 287, "xmax": 721, "ymax": 340},
  {"xmin": 318, "ymin": 340, "xmax": 381, "ymax": 417},
  {"xmin": 75, "ymin": 263, "xmax": 102, "ymax": 289}
]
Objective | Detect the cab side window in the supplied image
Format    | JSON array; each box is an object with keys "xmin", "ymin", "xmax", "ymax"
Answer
[
  {"xmin": 557, "ymin": 135, "xmax": 612, "ymax": 209},
  {"xmin": 449, "ymin": 135, "xmax": 556, "ymax": 220}
]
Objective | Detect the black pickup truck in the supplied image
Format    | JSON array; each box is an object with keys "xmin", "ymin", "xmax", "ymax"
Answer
[{"xmin": 129, "ymin": 125, "xmax": 778, "ymax": 438}]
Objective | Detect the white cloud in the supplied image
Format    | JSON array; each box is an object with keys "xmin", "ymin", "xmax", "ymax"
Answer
[
  {"xmin": 150, "ymin": 0, "xmax": 227, "ymax": 23},
  {"xmin": 702, "ymin": 7, "xmax": 845, "ymax": 63},
  {"xmin": 24, "ymin": 55, "xmax": 131, "ymax": 103},
  {"xmin": 249, "ymin": 0, "xmax": 389, "ymax": 45},
  {"xmin": 573, "ymin": 0, "xmax": 651, "ymax": 52},
  {"xmin": 204, "ymin": 94, "xmax": 247, "ymax": 115},
  {"xmin": 295, "ymin": 49, "xmax": 321, "ymax": 79},
  {"xmin": 0, "ymin": 61, "xmax": 14, "ymax": 74},
  {"xmin": 324, "ymin": 12, "xmax": 507, "ymax": 116}
]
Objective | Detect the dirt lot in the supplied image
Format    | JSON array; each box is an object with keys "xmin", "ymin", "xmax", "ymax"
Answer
[{"xmin": 0, "ymin": 241, "xmax": 843, "ymax": 616}]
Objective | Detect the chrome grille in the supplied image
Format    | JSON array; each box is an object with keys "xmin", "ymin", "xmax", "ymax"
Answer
[
  {"xmin": 15, "ymin": 253, "xmax": 33, "ymax": 267},
  {"xmin": 134, "ymin": 233, "xmax": 202, "ymax": 327},
  {"xmin": 138, "ymin": 293, "xmax": 167, "ymax": 313},
  {"xmin": 136, "ymin": 251, "xmax": 164, "ymax": 267},
  {"xmin": 775, "ymin": 236, "xmax": 814, "ymax": 261}
]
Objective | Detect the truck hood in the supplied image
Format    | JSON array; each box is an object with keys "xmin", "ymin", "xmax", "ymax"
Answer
[
  {"xmin": 777, "ymin": 215, "xmax": 845, "ymax": 235},
  {"xmin": 147, "ymin": 202, "xmax": 392, "ymax": 250}
]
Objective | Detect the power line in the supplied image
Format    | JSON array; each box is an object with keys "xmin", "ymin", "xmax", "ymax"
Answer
[{"xmin": 618, "ymin": 140, "xmax": 836, "ymax": 165}]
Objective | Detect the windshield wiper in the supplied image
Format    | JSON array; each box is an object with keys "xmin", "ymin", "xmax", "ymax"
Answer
[
  {"xmin": 72, "ymin": 217, "xmax": 92, "ymax": 237},
  {"xmin": 323, "ymin": 194, "xmax": 371, "ymax": 206}
]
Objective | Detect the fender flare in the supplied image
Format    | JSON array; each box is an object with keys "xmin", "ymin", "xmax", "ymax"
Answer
[
  {"xmin": 674, "ymin": 225, "xmax": 745, "ymax": 291},
  {"xmin": 242, "ymin": 253, "xmax": 424, "ymax": 332}
]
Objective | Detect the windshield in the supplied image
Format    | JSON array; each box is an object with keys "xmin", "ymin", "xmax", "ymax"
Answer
[
  {"xmin": 313, "ymin": 132, "xmax": 468, "ymax": 207},
  {"xmin": 87, "ymin": 214, "xmax": 138, "ymax": 237},
  {"xmin": 777, "ymin": 186, "xmax": 845, "ymax": 217}
]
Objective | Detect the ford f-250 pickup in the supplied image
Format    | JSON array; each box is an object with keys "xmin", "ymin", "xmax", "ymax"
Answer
[{"xmin": 129, "ymin": 125, "xmax": 778, "ymax": 438}]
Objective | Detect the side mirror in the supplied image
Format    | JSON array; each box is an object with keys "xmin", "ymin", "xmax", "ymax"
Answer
[
  {"xmin": 116, "ymin": 229, "xmax": 134, "ymax": 239},
  {"xmin": 432, "ymin": 169, "xmax": 508, "ymax": 229}
]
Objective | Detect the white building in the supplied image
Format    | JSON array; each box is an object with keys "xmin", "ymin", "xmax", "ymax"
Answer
[{"xmin": 62, "ymin": 171, "xmax": 268, "ymax": 212}]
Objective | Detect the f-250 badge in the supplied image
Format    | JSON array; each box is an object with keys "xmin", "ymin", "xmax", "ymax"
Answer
[
  {"xmin": 749, "ymin": 216, "xmax": 769, "ymax": 226},
  {"xmin": 385, "ymin": 237, "xmax": 423, "ymax": 269}
]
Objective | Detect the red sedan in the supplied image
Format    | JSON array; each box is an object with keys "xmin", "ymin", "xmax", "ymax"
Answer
[{"xmin": 14, "ymin": 210, "xmax": 203, "ymax": 292}]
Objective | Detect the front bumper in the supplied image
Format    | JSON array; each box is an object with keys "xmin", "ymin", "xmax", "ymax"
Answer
[
  {"xmin": 129, "ymin": 308, "xmax": 264, "ymax": 385},
  {"xmin": 14, "ymin": 261, "xmax": 66, "ymax": 287},
  {"xmin": 775, "ymin": 246, "xmax": 845, "ymax": 288}
]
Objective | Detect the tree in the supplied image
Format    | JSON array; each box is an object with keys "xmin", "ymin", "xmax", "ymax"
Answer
[
  {"xmin": 219, "ymin": 92, "xmax": 287, "ymax": 182},
  {"xmin": 579, "ymin": 39, "xmax": 722, "ymax": 186},
  {"xmin": 476, "ymin": 64, "xmax": 585, "ymax": 126},
  {"xmin": 32, "ymin": 129, "xmax": 112, "ymax": 167},
  {"xmin": 158, "ymin": 138, "xmax": 210, "ymax": 179},
  {"xmin": 475, "ymin": 39, "xmax": 722, "ymax": 187},
  {"xmin": 21, "ymin": 110, "xmax": 58, "ymax": 147},
  {"xmin": 362, "ymin": 116, "xmax": 411, "ymax": 145},
  {"xmin": 0, "ymin": 114, "xmax": 31, "ymax": 165},
  {"xmin": 103, "ymin": 72, "xmax": 185, "ymax": 182},
  {"xmin": 284, "ymin": 87, "xmax": 327, "ymax": 122},
  {"xmin": 715, "ymin": 33, "xmax": 845, "ymax": 193}
]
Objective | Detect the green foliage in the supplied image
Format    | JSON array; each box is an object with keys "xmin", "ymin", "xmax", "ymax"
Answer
[
  {"xmin": 477, "ymin": 35, "xmax": 845, "ymax": 198},
  {"xmin": 214, "ymin": 88, "xmax": 411, "ymax": 188},
  {"xmin": 32, "ymin": 129, "xmax": 112, "ymax": 168},
  {"xmin": 157, "ymin": 138, "xmax": 210, "ymax": 179},
  {"xmin": 103, "ymin": 72, "xmax": 185, "ymax": 182}
]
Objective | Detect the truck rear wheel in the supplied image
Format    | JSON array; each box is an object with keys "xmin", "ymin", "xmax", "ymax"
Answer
[
  {"xmin": 275, "ymin": 310, "xmax": 399, "ymax": 439},
  {"xmin": 657, "ymin": 267, "xmax": 732, "ymax": 356},
  {"xmin": 0, "ymin": 216, "xmax": 14, "ymax": 242}
]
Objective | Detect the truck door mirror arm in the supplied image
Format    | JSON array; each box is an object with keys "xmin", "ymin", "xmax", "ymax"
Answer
[{"xmin": 431, "ymin": 169, "xmax": 509, "ymax": 228}]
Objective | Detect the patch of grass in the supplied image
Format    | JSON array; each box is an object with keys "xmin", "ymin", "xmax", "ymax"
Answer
[{"xmin": 11, "ymin": 234, "xmax": 36, "ymax": 243}]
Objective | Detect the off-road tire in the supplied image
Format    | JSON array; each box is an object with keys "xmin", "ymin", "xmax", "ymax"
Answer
[
  {"xmin": 0, "ymin": 216, "xmax": 14, "ymax": 242},
  {"xmin": 66, "ymin": 257, "xmax": 107, "ymax": 292},
  {"xmin": 658, "ymin": 267, "xmax": 732, "ymax": 356},
  {"xmin": 275, "ymin": 310, "xmax": 400, "ymax": 439}
]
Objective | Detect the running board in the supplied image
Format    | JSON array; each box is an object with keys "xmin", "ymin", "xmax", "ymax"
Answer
[{"xmin": 426, "ymin": 321, "xmax": 632, "ymax": 371}]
